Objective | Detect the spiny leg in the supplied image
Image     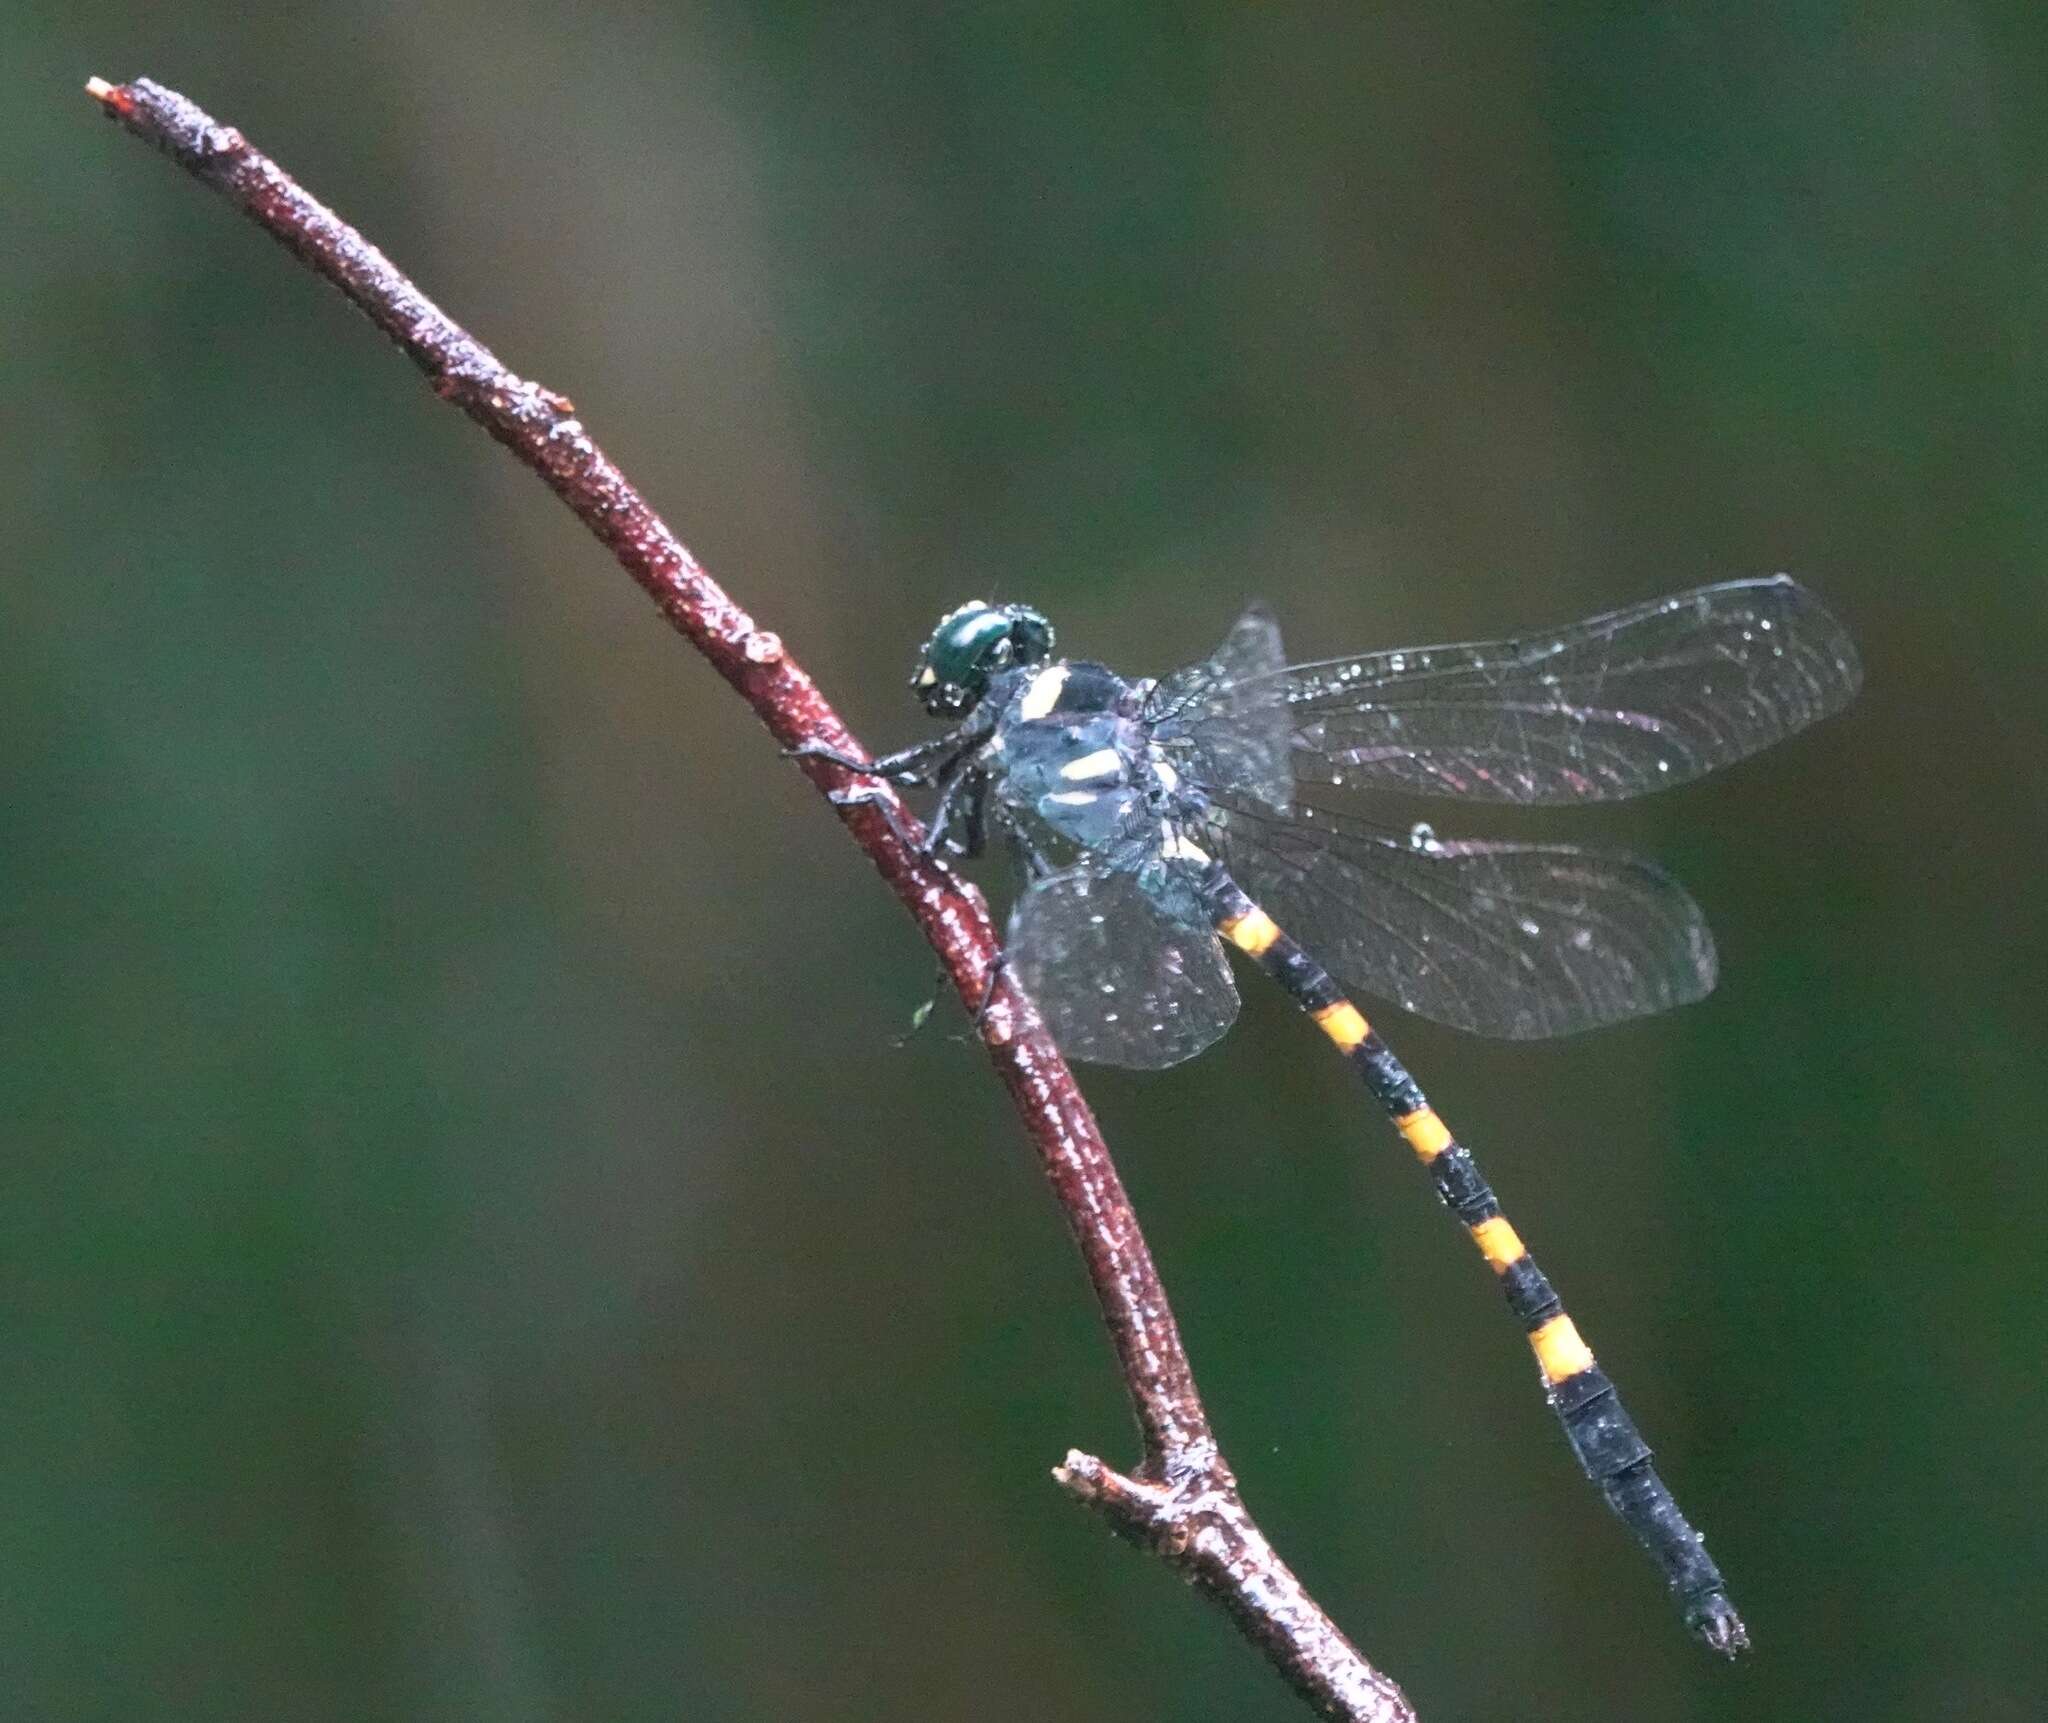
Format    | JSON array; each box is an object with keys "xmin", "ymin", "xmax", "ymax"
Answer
[
  {"xmin": 782, "ymin": 733, "xmax": 958, "ymax": 783},
  {"xmin": 795, "ymin": 736, "xmax": 1004, "ymax": 1034},
  {"xmin": 788, "ymin": 732, "xmax": 991, "ymax": 870},
  {"xmin": 924, "ymin": 758, "xmax": 990, "ymax": 861},
  {"xmin": 1206, "ymin": 872, "xmax": 1749, "ymax": 1658}
]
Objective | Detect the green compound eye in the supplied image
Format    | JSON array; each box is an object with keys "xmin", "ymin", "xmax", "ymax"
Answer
[{"xmin": 911, "ymin": 601, "xmax": 1055, "ymax": 718}]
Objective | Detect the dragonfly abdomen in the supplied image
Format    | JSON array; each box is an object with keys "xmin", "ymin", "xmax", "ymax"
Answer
[{"xmin": 1203, "ymin": 866, "xmax": 1750, "ymax": 1658}]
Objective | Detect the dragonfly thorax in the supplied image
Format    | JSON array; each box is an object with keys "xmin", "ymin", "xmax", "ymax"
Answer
[{"xmin": 989, "ymin": 659, "xmax": 1200, "ymax": 865}]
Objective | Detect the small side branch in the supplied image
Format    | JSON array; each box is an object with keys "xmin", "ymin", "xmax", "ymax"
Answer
[
  {"xmin": 87, "ymin": 76, "xmax": 1414, "ymax": 1723},
  {"xmin": 1055, "ymin": 1450, "xmax": 1407, "ymax": 1718}
]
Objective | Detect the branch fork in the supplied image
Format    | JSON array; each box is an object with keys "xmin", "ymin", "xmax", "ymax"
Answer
[{"xmin": 1056, "ymin": 1441, "xmax": 1237, "ymax": 1553}]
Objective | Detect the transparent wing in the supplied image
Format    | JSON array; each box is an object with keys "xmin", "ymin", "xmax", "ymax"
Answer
[
  {"xmin": 1146, "ymin": 602, "xmax": 1294, "ymax": 812},
  {"xmin": 1007, "ymin": 866, "xmax": 1239, "ymax": 1069},
  {"xmin": 1206, "ymin": 797, "xmax": 1717, "ymax": 1039},
  {"xmin": 1278, "ymin": 576, "xmax": 1861, "ymax": 803}
]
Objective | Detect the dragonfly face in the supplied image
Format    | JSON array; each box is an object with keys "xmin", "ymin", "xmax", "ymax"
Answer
[{"xmin": 910, "ymin": 600, "xmax": 1057, "ymax": 719}]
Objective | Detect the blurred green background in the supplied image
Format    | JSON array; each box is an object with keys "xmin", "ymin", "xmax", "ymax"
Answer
[{"xmin": 9, "ymin": 6, "xmax": 2045, "ymax": 1719}]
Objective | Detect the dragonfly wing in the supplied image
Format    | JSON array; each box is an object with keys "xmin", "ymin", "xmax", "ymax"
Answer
[
  {"xmin": 1207, "ymin": 797, "xmax": 1717, "ymax": 1039},
  {"xmin": 1147, "ymin": 602, "xmax": 1295, "ymax": 812},
  {"xmin": 1007, "ymin": 866, "xmax": 1240, "ymax": 1069},
  {"xmin": 1280, "ymin": 576, "xmax": 1860, "ymax": 804}
]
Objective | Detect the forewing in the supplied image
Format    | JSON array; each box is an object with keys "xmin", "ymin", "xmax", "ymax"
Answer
[
  {"xmin": 1007, "ymin": 867, "xmax": 1239, "ymax": 1069},
  {"xmin": 1207, "ymin": 797, "xmax": 1717, "ymax": 1039},
  {"xmin": 1282, "ymin": 576, "xmax": 1860, "ymax": 803},
  {"xmin": 1147, "ymin": 602, "xmax": 1294, "ymax": 812}
]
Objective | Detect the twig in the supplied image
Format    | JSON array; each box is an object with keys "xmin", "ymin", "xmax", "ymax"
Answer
[{"xmin": 87, "ymin": 75, "xmax": 1415, "ymax": 1722}]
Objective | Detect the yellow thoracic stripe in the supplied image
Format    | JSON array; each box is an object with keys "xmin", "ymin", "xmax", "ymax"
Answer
[
  {"xmin": 1468, "ymin": 1215, "xmax": 1527, "ymax": 1271},
  {"xmin": 1529, "ymin": 1314, "xmax": 1597, "ymax": 1383},
  {"xmin": 1015, "ymin": 663, "xmax": 1070, "ymax": 721},
  {"xmin": 1220, "ymin": 906, "xmax": 1281, "ymax": 956},
  {"xmin": 1395, "ymin": 1106, "xmax": 1453, "ymax": 1163}
]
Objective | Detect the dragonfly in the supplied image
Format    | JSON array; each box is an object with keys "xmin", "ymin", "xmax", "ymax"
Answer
[{"xmin": 795, "ymin": 575, "xmax": 1861, "ymax": 1655}]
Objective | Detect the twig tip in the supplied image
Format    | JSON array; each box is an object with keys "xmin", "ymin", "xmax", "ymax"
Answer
[
  {"xmin": 85, "ymin": 77, "xmax": 133, "ymax": 116},
  {"xmin": 1053, "ymin": 1448, "xmax": 1100, "ymax": 1487},
  {"xmin": 1053, "ymin": 1448, "xmax": 1154, "ymax": 1512}
]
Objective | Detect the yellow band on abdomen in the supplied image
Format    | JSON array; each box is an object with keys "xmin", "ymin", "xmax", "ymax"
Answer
[
  {"xmin": 1529, "ymin": 1314, "xmax": 1596, "ymax": 1383},
  {"xmin": 1395, "ymin": 1106, "xmax": 1453, "ymax": 1162},
  {"xmin": 1220, "ymin": 907, "xmax": 1281, "ymax": 957},
  {"xmin": 1312, "ymin": 1000, "xmax": 1370, "ymax": 1050},
  {"xmin": 1468, "ymin": 1215, "xmax": 1527, "ymax": 1270}
]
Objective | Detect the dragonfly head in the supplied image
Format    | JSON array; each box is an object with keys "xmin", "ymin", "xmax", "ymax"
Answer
[{"xmin": 912, "ymin": 601, "xmax": 1055, "ymax": 719}]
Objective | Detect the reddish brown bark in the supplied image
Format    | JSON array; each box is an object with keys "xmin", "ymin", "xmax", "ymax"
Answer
[{"xmin": 88, "ymin": 75, "xmax": 1415, "ymax": 1722}]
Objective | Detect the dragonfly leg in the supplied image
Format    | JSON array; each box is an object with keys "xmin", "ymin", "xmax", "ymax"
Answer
[
  {"xmin": 998, "ymin": 814, "xmax": 1060, "ymax": 883},
  {"xmin": 968, "ymin": 947, "xmax": 1008, "ymax": 1030},
  {"xmin": 784, "ymin": 733, "xmax": 957, "ymax": 784},
  {"xmin": 924, "ymin": 757, "xmax": 991, "ymax": 860},
  {"xmin": 825, "ymin": 783, "xmax": 934, "ymax": 863}
]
